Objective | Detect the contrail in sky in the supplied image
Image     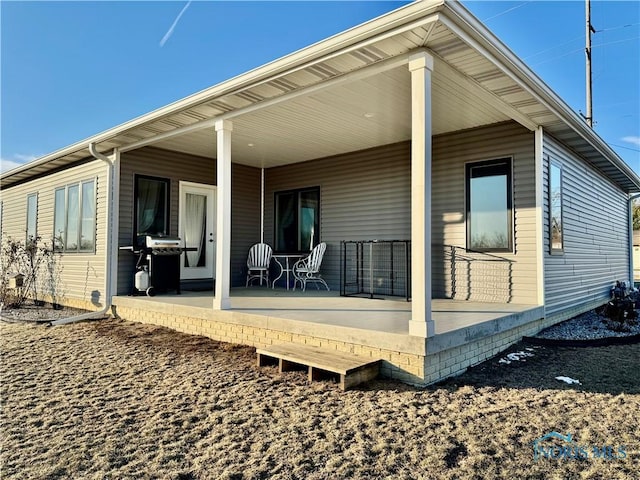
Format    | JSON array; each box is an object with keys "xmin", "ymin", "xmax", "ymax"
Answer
[{"xmin": 159, "ymin": 1, "xmax": 192, "ymax": 47}]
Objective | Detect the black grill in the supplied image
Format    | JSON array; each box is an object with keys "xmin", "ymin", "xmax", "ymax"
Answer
[{"xmin": 142, "ymin": 236, "xmax": 182, "ymax": 295}]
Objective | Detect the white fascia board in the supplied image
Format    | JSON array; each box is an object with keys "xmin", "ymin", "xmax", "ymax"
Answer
[{"xmin": 442, "ymin": 1, "xmax": 640, "ymax": 191}]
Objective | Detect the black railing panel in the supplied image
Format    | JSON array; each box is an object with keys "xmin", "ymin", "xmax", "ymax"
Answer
[{"xmin": 340, "ymin": 240, "xmax": 411, "ymax": 301}]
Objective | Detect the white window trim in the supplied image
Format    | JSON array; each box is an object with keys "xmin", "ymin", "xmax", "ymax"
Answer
[{"xmin": 54, "ymin": 178, "xmax": 97, "ymax": 253}]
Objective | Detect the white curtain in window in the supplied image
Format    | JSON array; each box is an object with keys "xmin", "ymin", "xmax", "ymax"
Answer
[
  {"xmin": 184, "ymin": 193, "xmax": 206, "ymax": 267},
  {"xmin": 138, "ymin": 179, "xmax": 162, "ymax": 234}
]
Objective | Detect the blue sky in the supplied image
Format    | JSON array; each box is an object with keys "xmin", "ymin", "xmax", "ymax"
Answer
[{"xmin": 1, "ymin": 1, "xmax": 639, "ymax": 175}]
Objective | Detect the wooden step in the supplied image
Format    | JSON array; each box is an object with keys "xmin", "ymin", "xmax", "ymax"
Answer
[{"xmin": 256, "ymin": 344, "xmax": 381, "ymax": 390}]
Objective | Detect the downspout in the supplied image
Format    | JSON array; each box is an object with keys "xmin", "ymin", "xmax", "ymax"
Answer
[
  {"xmin": 0, "ymin": 145, "xmax": 119, "ymax": 325},
  {"xmin": 630, "ymin": 193, "xmax": 640, "ymax": 289},
  {"xmin": 48, "ymin": 144, "xmax": 119, "ymax": 325}
]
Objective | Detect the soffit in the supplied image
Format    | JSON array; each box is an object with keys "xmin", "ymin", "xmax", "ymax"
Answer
[{"xmin": 151, "ymin": 62, "xmax": 509, "ymax": 168}]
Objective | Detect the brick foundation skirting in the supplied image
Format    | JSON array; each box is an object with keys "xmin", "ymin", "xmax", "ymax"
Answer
[
  {"xmin": 112, "ymin": 302, "xmax": 577, "ymax": 386},
  {"xmin": 114, "ymin": 305, "xmax": 427, "ymax": 384}
]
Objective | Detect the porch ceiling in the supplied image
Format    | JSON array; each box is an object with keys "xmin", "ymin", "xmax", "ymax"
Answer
[{"xmin": 150, "ymin": 61, "xmax": 510, "ymax": 168}]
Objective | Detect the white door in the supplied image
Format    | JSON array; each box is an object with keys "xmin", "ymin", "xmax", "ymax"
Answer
[{"xmin": 179, "ymin": 182, "xmax": 216, "ymax": 280}]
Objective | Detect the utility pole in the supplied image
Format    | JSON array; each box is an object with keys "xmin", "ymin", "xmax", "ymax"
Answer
[{"xmin": 585, "ymin": 0, "xmax": 596, "ymax": 127}]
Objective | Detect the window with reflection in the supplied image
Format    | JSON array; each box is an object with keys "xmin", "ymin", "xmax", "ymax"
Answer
[
  {"xmin": 54, "ymin": 189, "xmax": 65, "ymax": 251},
  {"xmin": 549, "ymin": 162, "xmax": 563, "ymax": 252},
  {"xmin": 26, "ymin": 193, "xmax": 37, "ymax": 243},
  {"xmin": 53, "ymin": 180, "xmax": 96, "ymax": 252},
  {"xmin": 134, "ymin": 175, "xmax": 170, "ymax": 247},
  {"xmin": 66, "ymin": 184, "xmax": 79, "ymax": 250},
  {"xmin": 275, "ymin": 187, "xmax": 320, "ymax": 253},
  {"xmin": 466, "ymin": 159, "xmax": 513, "ymax": 251}
]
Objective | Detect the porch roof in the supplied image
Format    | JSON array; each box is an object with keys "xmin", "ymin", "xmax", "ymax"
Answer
[{"xmin": 2, "ymin": 1, "xmax": 638, "ymax": 192}]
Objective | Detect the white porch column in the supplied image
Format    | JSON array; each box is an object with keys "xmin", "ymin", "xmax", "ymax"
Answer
[
  {"xmin": 213, "ymin": 119, "xmax": 233, "ymax": 310},
  {"xmin": 408, "ymin": 50, "xmax": 435, "ymax": 338}
]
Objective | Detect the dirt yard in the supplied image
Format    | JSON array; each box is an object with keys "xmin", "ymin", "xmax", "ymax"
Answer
[{"xmin": 1, "ymin": 318, "xmax": 638, "ymax": 479}]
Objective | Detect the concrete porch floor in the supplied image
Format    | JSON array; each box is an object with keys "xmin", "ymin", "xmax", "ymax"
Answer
[{"xmin": 113, "ymin": 287, "xmax": 543, "ymax": 338}]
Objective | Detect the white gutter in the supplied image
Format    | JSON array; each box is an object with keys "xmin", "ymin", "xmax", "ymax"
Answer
[
  {"xmin": 48, "ymin": 144, "xmax": 119, "ymax": 326},
  {"xmin": 630, "ymin": 194, "xmax": 640, "ymax": 288}
]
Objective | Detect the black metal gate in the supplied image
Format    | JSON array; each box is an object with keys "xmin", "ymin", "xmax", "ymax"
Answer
[{"xmin": 340, "ymin": 240, "xmax": 411, "ymax": 301}]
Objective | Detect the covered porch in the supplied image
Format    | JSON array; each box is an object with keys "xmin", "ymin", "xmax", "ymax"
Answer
[
  {"xmin": 103, "ymin": 2, "xmax": 553, "ymax": 384},
  {"xmin": 110, "ymin": 6, "xmax": 549, "ymax": 343}
]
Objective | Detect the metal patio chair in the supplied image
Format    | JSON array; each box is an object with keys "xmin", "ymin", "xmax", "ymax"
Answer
[
  {"xmin": 292, "ymin": 242, "xmax": 329, "ymax": 292},
  {"xmin": 246, "ymin": 243, "xmax": 273, "ymax": 287}
]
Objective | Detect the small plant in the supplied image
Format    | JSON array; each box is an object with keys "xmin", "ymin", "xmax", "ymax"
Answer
[
  {"xmin": 597, "ymin": 281, "xmax": 639, "ymax": 332},
  {"xmin": 25, "ymin": 236, "xmax": 48, "ymax": 305},
  {"xmin": 0, "ymin": 237, "xmax": 10, "ymax": 308},
  {"xmin": 0, "ymin": 235, "xmax": 65, "ymax": 309},
  {"xmin": 42, "ymin": 243, "xmax": 66, "ymax": 308},
  {"xmin": 603, "ymin": 313, "xmax": 635, "ymax": 333},
  {"xmin": 1, "ymin": 235, "xmax": 30, "ymax": 308}
]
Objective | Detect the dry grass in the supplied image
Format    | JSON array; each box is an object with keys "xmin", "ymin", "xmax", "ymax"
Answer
[{"xmin": 1, "ymin": 319, "xmax": 639, "ymax": 479}]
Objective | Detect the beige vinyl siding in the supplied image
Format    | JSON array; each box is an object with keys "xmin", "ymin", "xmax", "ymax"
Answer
[
  {"xmin": 231, "ymin": 164, "xmax": 261, "ymax": 286},
  {"xmin": 118, "ymin": 147, "xmax": 216, "ymax": 294},
  {"xmin": 0, "ymin": 160, "xmax": 108, "ymax": 309},
  {"xmin": 543, "ymin": 135, "xmax": 628, "ymax": 315},
  {"xmin": 264, "ymin": 122, "xmax": 538, "ymax": 303},
  {"xmin": 432, "ymin": 122, "xmax": 538, "ymax": 304},
  {"xmin": 117, "ymin": 147, "xmax": 261, "ymax": 292},
  {"xmin": 265, "ymin": 142, "xmax": 411, "ymax": 290}
]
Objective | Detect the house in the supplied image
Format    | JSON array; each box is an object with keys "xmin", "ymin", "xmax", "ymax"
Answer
[{"xmin": 2, "ymin": 0, "xmax": 639, "ymax": 385}]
